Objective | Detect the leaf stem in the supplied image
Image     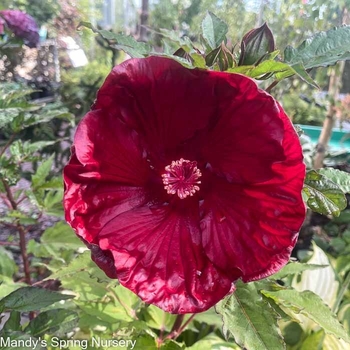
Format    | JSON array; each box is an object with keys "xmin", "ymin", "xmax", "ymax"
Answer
[
  {"xmin": 332, "ymin": 271, "xmax": 350, "ymax": 314},
  {"xmin": 0, "ymin": 133, "xmax": 17, "ymax": 157},
  {"xmin": 265, "ymin": 80, "xmax": 279, "ymax": 93},
  {"xmin": 165, "ymin": 314, "xmax": 196, "ymax": 340}
]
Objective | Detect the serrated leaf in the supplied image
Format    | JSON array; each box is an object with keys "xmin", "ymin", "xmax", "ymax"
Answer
[
  {"xmin": 158, "ymin": 28, "xmax": 193, "ymax": 53},
  {"xmin": 79, "ymin": 21, "xmax": 150, "ymax": 58},
  {"xmin": 284, "ymin": 25, "xmax": 350, "ymax": 69},
  {"xmin": 260, "ymin": 288, "xmax": 350, "ymax": 343},
  {"xmin": 215, "ymin": 281, "xmax": 285, "ymax": 350},
  {"xmin": 201, "ymin": 12, "xmax": 228, "ymax": 49},
  {"xmin": 0, "ymin": 287, "xmax": 74, "ymax": 312},
  {"xmin": 31, "ymin": 155, "xmax": 54, "ymax": 188},
  {"xmin": 152, "ymin": 53, "xmax": 194, "ymax": 68},
  {"xmin": 271, "ymin": 262, "xmax": 327, "ymax": 279},
  {"xmin": 24, "ymin": 309, "xmax": 79, "ymax": 337},
  {"xmin": 228, "ymin": 60, "xmax": 318, "ymax": 87},
  {"xmin": 318, "ymin": 168, "xmax": 350, "ymax": 194},
  {"xmin": 303, "ymin": 170, "xmax": 347, "ymax": 216}
]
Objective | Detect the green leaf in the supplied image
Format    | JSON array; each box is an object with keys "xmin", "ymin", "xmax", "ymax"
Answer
[
  {"xmin": 215, "ymin": 280, "xmax": 285, "ymax": 350},
  {"xmin": 228, "ymin": 60, "xmax": 318, "ymax": 88},
  {"xmin": 46, "ymin": 251, "xmax": 109, "ymax": 282},
  {"xmin": 79, "ymin": 21, "xmax": 151, "ymax": 58},
  {"xmin": 31, "ymin": 155, "xmax": 54, "ymax": 189},
  {"xmin": 261, "ymin": 288, "xmax": 350, "ymax": 343},
  {"xmin": 0, "ymin": 287, "xmax": 74, "ymax": 312},
  {"xmin": 2, "ymin": 311, "xmax": 21, "ymax": 332},
  {"xmin": 271, "ymin": 262, "xmax": 327, "ymax": 279},
  {"xmin": 158, "ymin": 28, "xmax": 193, "ymax": 53},
  {"xmin": 161, "ymin": 340, "xmax": 185, "ymax": 349},
  {"xmin": 77, "ymin": 300, "xmax": 132, "ymax": 323},
  {"xmin": 187, "ymin": 334, "xmax": 239, "ymax": 349},
  {"xmin": 201, "ymin": 12, "xmax": 228, "ymax": 49},
  {"xmin": 284, "ymin": 25, "xmax": 350, "ymax": 69},
  {"xmin": 299, "ymin": 330, "xmax": 324, "ymax": 350},
  {"xmin": 318, "ymin": 168, "xmax": 350, "ymax": 194},
  {"xmin": 41, "ymin": 222, "xmax": 82, "ymax": 250},
  {"xmin": 0, "ymin": 247, "xmax": 18, "ymax": 278},
  {"xmin": 142, "ymin": 305, "xmax": 177, "ymax": 332},
  {"xmin": 24, "ymin": 309, "xmax": 79, "ymax": 337},
  {"xmin": 303, "ymin": 170, "xmax": 347, "ymax": 216}
]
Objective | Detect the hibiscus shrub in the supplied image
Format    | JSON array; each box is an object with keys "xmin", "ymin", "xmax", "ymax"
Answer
[{"xmin": 1, "ymin": 11, "xmax": 350, "ymax": 350}]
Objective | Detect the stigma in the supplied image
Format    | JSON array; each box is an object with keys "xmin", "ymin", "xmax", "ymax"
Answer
[{"xmin": 162, "ymin": 158, "xmax": 202, "ymax": 199}]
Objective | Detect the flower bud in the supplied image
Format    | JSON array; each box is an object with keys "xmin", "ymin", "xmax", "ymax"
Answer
[{"xmin": 239, "ymin": 22, "xmax": 275, "ymax": 66}]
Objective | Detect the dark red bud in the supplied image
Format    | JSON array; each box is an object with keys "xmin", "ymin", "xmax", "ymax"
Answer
[{"xmin": 239, "ymin": 22, "xmax": 275, "ymax": 66}]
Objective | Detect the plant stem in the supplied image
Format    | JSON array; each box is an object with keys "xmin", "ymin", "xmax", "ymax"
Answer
[
  {"xmin": 0, "ymin": 133, "xmax": 17, "ymax": 157},
  {"xmin": 265, "ymin": 80, "xmax": 279, "ymax": 93},
  {"xmin": 170, "ymin": 314, "xmax": 184, "ymax": 334},
  {"xmin": 1, "ymin": 178, "xmax": 32, "ymax": 285},
  {"xmin": 332, "ymin": 271, "xmax": 350, "ymax": 314},
  {"xmin": 165, "ymin": 314, "xmax": 196, "ymax": 340}
]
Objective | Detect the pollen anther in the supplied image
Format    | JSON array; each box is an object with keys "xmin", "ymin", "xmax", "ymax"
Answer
[{"xmin": 162, "ymin": 158, "xmax": 202, "ymax": 199}]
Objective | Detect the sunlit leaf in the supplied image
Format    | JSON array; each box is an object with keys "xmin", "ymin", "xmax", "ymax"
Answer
[
  {"xmin": 261, "ymin": 289, "xmax": 350, "ymax": 343},
  {"xmin": 303, "ymin": 170, "xmax": 347, "ymax": 216},
  {"xmin": 284, "ymin": 25, "xmax": 350, "ymax": 69},
  {"xmin": 201, "ymin": 12, "xmax": 228, "ymax": 49},
  {"xmin": 216, "ymin": 281, "xmax": 285, "ymax": 350}
]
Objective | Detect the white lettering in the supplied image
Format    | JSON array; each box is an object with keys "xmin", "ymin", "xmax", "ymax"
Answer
[{"xmin": 0, "ymin": 337, "xmax": 10, "ymax": 347}]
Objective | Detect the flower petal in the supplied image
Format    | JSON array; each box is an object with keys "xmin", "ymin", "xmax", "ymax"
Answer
[
  {"xmin": 201, "ymin": 111, "xmax": 305, "ymax": 280},
  {"xmin": 92, "ymin": 57, "xmax": 219, "ymax": 168},
  {"xmin": 202, "ymin": 75, "xmax": 286, "ymax": 184},
  {"xmin": 71, "ymin": 109, "xmax": 151, "ymax": 186},
  {"xmin": 96, "ymin": 204, "xmax": 236, "ymax": 314}
]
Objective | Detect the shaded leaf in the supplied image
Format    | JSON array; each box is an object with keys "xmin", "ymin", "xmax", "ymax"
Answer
[
  {"xmin": 0, "ymin": 287, "xmax": 74, "ymax": 312},
  {"xmin": 2, "ymin": 311, "xmax": 21, "ymax": 332},
  {"xmin": 25, "ymin": 309, "xmax": 79, "ymax": 337}
]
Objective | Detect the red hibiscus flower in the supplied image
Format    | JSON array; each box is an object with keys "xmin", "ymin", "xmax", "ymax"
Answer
[
  {"xmin": 63, "ymin": 57, "xmax": 306, "ymax": 314},
  {"xmin": 0, "ymin": 10, "xmax": 39, "ymax": 48}
]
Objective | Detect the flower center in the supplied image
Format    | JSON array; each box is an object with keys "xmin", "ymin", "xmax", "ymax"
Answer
[{"xmin": 162, "ymin": 158, "xmax": 202, "ymax": 199}]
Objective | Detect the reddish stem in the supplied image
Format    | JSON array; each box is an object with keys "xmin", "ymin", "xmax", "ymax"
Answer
[
  {"xmin": 1, "ymin": 179, "xmax": 32, "ymax": 285},
  {"xmin": 265, "ymin": 80, "xmax": 279, "ymax": 93},
  {"xmin": 165, "ymin": 314, "xmax": 196, "ymax": 341},
  {"xmin": 0, "ymin": 133, "xmax": 17, "ymax": 157}
]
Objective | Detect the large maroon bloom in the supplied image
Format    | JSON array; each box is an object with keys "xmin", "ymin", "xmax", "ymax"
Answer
[
  {"xmin": 64, "ymin": 57, "xmax": 306, "ymax": 314},
  {"xmin": 0, "ymin": 10, "xmax": 39, "ymax": 48}
]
